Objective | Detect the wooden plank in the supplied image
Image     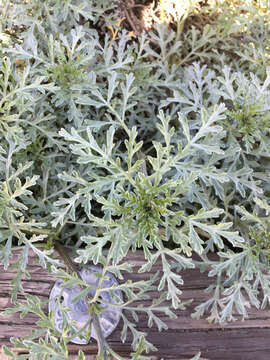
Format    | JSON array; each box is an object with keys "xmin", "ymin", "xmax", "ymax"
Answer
[{"xmin": 0, "ymin": 250, "xmax": 270, "ymax": 359}]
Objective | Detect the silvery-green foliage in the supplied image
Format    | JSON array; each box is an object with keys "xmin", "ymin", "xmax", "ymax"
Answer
[
  {"xmin": 5, "ymin": 0, "xmax": 116, "ymax": 37},
  {"xmin": 56, "ymin": 108, "xmax": 244, "ymax": 310},
  {"xmin": 192, "ymin": 198, "xmax": 270, "ymax": 323},
  {"xmin": 163, "ymin": 63, "xmax": 270, "ymax": 199},
  {"xmin": 232, "ymin": 8, "xmax": 270, "ymax": 79},
  {"xmin": 1, "ymin": 0, "xmax": 270, "ymax": 359}
]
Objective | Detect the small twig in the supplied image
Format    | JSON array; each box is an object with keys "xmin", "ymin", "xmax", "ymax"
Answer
[
  {"xmin": 123, "ymin": 8, "xmax": 140, "ymax": 36},
  {"xmin": 92, "ymin": 311, "xmax": 107, "ymax": 360},
  {"xmin": 54, "ymin": 242, "xmax": 80, "ymax": 277},
  {"xmin": 53, "ymin": 241, "xmax": 108, "ymax": 359}
]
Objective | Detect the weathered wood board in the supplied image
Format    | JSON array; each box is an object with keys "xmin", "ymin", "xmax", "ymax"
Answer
[{"xmin": 0, "ymin": 250, "xmax": 270, "ymax": 359}]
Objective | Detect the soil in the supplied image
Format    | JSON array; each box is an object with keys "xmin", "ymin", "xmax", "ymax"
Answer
[{"xmin": 80, "ymin": 0, "xmax": 215, "ymax": 43}]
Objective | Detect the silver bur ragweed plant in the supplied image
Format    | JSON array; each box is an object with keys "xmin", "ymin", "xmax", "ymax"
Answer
[{"xmin": 0, "ymin": 0, "xmax": 270, "ymax": 359}]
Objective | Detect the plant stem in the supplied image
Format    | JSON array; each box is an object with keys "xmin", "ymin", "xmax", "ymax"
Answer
[{"xmin": 53, "ymin": 241, "xmax": 108, "ymax": 360}]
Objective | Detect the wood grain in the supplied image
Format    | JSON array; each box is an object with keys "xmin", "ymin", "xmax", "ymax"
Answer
[{"xmin": 0, "ymin": 249, "xmax": 270, "ymax": 359}]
